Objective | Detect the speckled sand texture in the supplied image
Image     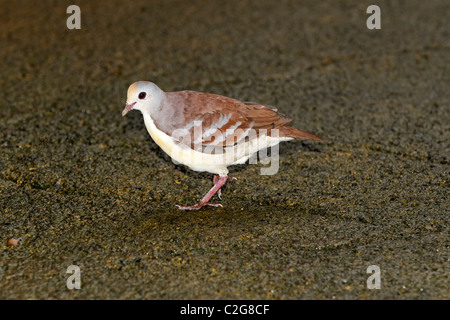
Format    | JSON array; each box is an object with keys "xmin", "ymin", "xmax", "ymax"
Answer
[{"xmin": 0, "ymin": 0, "xmax": 448, "ymax": 299}]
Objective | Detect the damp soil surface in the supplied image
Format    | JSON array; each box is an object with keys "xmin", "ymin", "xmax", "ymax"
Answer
[{"xmin": 0, "ymin": 0, "xmax": 448, "ymax": 299}]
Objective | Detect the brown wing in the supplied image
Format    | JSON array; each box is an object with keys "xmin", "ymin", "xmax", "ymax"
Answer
[
  {"xmin": 177, "ymin": 92, "xmax": 298, "ymax": 147},
  {"xmin": 163, "ymin": 91, "xmax": 322, "ymax": 149}
]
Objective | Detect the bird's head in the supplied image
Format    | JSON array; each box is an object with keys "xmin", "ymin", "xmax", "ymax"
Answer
[{"xmin": 122, "ymin": 81, "xmax": 164, "ymax": 117}]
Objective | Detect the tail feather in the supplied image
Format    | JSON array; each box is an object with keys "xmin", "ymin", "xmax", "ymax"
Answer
[{"xmin": 278, "ymin": 125, "xmax": 325, "ymax": 141}]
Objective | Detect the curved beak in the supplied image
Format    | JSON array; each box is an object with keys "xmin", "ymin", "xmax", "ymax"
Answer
[{"xmin": 122, "ymin": 102, "xmax": 136, "ymax": 117}]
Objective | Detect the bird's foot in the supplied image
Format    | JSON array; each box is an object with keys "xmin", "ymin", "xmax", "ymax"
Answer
[
  {"xmin": 177, "ymin": 175, "xmax": 228, "ymax": 210},
  {"xmin": 176, "ymin": 202, "xmax": 223, "ymax": 211}
]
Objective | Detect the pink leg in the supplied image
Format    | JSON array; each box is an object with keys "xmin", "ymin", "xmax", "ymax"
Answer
[
  {"xmin": 177, "ymin": 175, "xmax": 228, "ymax": 210},
  {"xmin": 213, "ymin": 174, "xmax": 237, "ymax": 200},
  {"xmin": 213, "ymin": 175, "xmax": 222, "ymax": 199}
]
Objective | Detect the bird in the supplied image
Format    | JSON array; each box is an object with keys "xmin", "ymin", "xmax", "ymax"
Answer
[{"xmin": 122, "ymin": 81, "xmax": 324, "ymax": 210}]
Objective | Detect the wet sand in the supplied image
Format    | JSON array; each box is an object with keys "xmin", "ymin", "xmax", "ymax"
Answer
[{"xmin": 0, "ymin": 0, "xmax": 448, "ymax": 299}]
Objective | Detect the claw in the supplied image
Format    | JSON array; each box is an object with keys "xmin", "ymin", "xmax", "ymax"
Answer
[
  {"xmin": 177, "ymin": 175, "xmax": 228, "ymax": 210},
  {"xmin": 176, "ymin": 203, "xmax": 223, "ymax": 211}
]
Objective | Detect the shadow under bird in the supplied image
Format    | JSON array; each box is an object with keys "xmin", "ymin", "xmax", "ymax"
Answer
[{"xmin": 122, "ymin": 81, "xmax": 324, "ymax": 210}]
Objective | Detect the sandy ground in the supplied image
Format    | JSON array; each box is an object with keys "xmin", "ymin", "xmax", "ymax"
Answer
[{"xmin": 0, "ymin": 0, "xmax": 448, "ymax": 299}]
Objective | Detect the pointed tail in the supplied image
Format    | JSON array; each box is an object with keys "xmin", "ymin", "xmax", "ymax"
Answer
[{"xmin": 278, "ymin": 125, "xmax": 325, "ymax": 141}]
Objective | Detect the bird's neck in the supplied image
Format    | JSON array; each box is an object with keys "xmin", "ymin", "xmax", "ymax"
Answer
[{"xmin": 148, "ymin": 93, "xmax": 183, "ymax": 135}]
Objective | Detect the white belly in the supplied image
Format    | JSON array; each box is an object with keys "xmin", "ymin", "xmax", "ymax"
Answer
[{"xmin": 143, "ymin": 113, "xmax": 290, "ymax": 176}]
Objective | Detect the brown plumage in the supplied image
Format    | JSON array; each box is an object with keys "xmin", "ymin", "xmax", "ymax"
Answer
[{"xmin": 155, "ymin": 91, "xmax": 324, "ymax": 148}]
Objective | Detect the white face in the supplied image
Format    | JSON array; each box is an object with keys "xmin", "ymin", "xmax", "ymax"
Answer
[{"xmin": 122, "ymin": 81, "xmax": 162, "ymax": 117}]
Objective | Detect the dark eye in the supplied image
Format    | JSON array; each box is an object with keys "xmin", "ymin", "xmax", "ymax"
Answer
[{"xmin": 138, "ymin": 92, "xmax": 146, "ymax": 99}]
